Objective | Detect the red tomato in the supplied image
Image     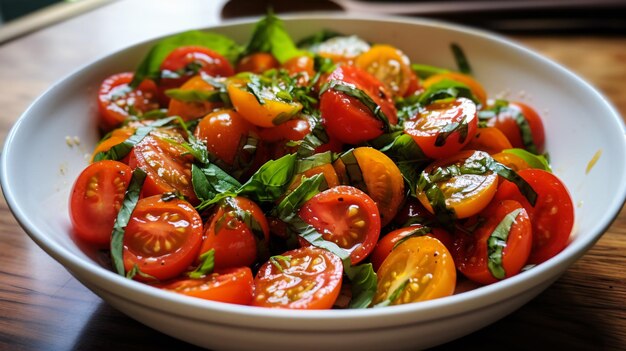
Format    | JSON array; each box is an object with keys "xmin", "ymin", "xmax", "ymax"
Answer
[
  {"xmin": 320, "ymin": 65, "xmax": 398, "ymax": 144},
  {"xmin": 236, "ymin": 52, "xmax": 280, "ymax": 74},
  {"xmin": 257, "ymin": 117, "xmax": 310, "ymax": 143},
  {"xmin": 127, "ymin": 129, "xmax": 197, "ymax": 204},
  {"xmin": 404, "ymin": 97, "xmax": 478, "ymax": 160},
  {"xmin": 486, "ymin": 101, "xmax": 546, "ymax": 154},
  {"xmin": 369, "ymin": 225, "xmax": 452, "ymax": 272},
  {"xmin": 493, "ymin": 169, "xmax": 574, "ymax": 264},
  {"xmin": 252, "ymin": 246, "xmax": 343, "ymax": 309},
  {"xmin": 282, "ymin": 55, "xmax": 316, "ymax": 85},
  {"xmin": 123, "ymin": 195, "xmax": 203, "ymax": 281},
  {"xmin": 69, "ymin": 160, "xmax": 132, "ymax": 246},
  {"xmin": 157, "ymin": 267, "xmax": 254, "ymax": 305},
  {"xmin": 199, "ymin": 197, "xmax": 270, "ymax": 269},
  {"xmin": 97, "ymin": 72, "xmax": 159, "ymax": 131},
  {"xmin": 299, "ymin": 185, "xmax": 381, "ymax": 264},
  {"xmin": 453, "ymin": 199, "xmax": 532, "ymax": 285}
]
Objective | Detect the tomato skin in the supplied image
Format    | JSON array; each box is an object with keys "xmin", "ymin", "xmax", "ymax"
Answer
[
  {"xmin": 493, "ymin": 169, "xmax": 574, "ymax": 264},
  {"xmin": 199, "ymin": 197, "xmax": 269, "ymax": 270},
  {"xmin": 299, "ymin": 185, "xmax": 381, "ymax": 265},
  {"xmin": 282, "ymin": 55, "xmax": 316, "ymax": 85},
  {"xmin": 97, "ymin": 72, "xmax": 159, "ymax": 131},
  {"xmin": 236, "ymin": 52, "xmax": 280, "ymax": 74},
  {"xmin": 487, "ymin": 101, "xmax": 546, "ymax": 154},
  {"xmin": 123, "ymin": 195, "xmax": 203, "ymax": 281},
  {"xmin": 453, "ymin": 199, "xmax": 532, "ymax": 285},
  {"xmin": 320, "ymin": 65, "xmax": 397, "ymax": 144},
  {"xmin": 167, "ymin": 75, "xmax": 223, "ymax": 121},
  {"xmin": 252, "ymin": 246, "xmax": 343, "ymax": 309},
  {"xmin": 157, "ymin": 267, "xmax": 254, "ymax": 305},
  {"xmin": 69, "ymin": 160, "xmax": 132, "ymax": 247},
  {"xmin": 464, "ymin": 127, "xmax": 513, "ymax": 155},
  {"xmin": 404, "ymin": 97, "xmax": 478, "ymax": 160},
  {"xmin": 373, "ymin": 236, "xmax": 456, "ymax": 305}
]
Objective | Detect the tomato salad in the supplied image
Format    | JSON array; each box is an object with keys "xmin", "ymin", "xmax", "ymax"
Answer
[{"xmin": 69, "ymin": 14, "xmax": 574, "ymax": 309}]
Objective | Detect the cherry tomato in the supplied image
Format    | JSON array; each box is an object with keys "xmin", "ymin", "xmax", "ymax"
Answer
[
  {"xmin": 127, "ymin": 129, "xmax": 197, "ymax": 203},
  {"xmin": 199, "ymin": 197, "xmax": 270, "ymax": 270},
  {"xmin": 453, "ymin": 199, "xmax": 532, "ymax": 285},
  {"xmin": 257, "ymin": 117, "xmax": 310, "ymax": 143},
  {"xmin": 464, "ymin": 127, "xmax": 513, "ymax": 155},
  {"xmin": 299, "ymin": 186, "xmax": 381, "ymax": 264},
  {"xmin": 159, "ymin": 46, "xmax": 234, "ymax": 93},
  {"xmin": 97, "ymin": 72, "xmax": 159, "ymax": 131},
  {"xmin": 369, "ymin": 225, "xmax": 452, "ymax": 272},
  {"xmin": 90, "ymin": 127, "xmax": 134, "ymax": 163},
  {"xmin": 404, "ymin": 97, "xmax": 478, "ymax": 160},
  {"xmin": 403, "ymin": 70, "xmax": 422, "ymax": 97},
  {"xmin": 252, "ymin": 246, "xmax": 343, "ymax": 309},
  {"xmin": 486, "ymin": 101, "xmax": 546, "ymax": 154},
  {"xmin": 310, "ymin": 35, "xmax": 370, "ymax": 63},
  {"xmin": 282, "ymin": 55, "xmax": 316, "ymax": 85},
  {"xmin": 372, "ymin": 236, "xmax": 456, "ymax": 305},
  {"xmin": 236, "ymin": 52, "xmax": 280, "ymax": 74},
  {"xmin": 416, "ymin": 150, "xmax": 499, "ymax": 219},
  {"xmin": 193, "ymin": 108, "xmax": 258, "ymax": 167},
  {"xmin": 493, "ymin": 169, "xmax": 574, "ymax": 264},
  {"xmin": 167, "ymin": 75, "xmax": 223, "ymax": 121},
  {"xmin": 320, "ymin": 65, "xmax": 397, "ymax": 144},
  {"xmin": 333, "ymin": 147, "xmax": 405, "ymax": 226},
  {"xmin": 69, "ymin": 160, "xmax": 132, "ymax": 246},
  {"xmin": 286, "ymin": 163, "xmax": 340, "ymax": 195},
  {"xmin": 123, "ymin": 195, "xmax": 203, "ymax": 281},
  {"xmin": 423, "ymin": 72, "xmax": 487, "ymax": 107},
  {"xmin": 355, "ymin": 44, "xmax": 413, "ymax": 97},
  {"xmin": 157, "ymin": 267, "xmax": 254, "ymax": 305}
]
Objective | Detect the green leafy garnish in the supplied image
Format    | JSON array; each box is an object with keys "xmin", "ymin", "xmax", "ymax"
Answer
[
  {"xmin": 242, "ymin": 11, "xmax": 304, "ymax": 63},
  {"xmin": 451, "ymin": 43, "xmax": 472, "ymax": 75},
  {"xmin": 269, "ymin": 255, "xmax": 292, "ymax": 272},
  {"xmin": 188, "ymin": 249, "xmax": 215, "ymax": 279},
  {"xmin": 238, "ymin": 153, "xmax": 297, "ymax": 203},
  {"xmin": 165, "ymin": 88, "xmax": 226, "ymax": 103},
  {"xmin": 410, "ymin": 63, "xmax": 449, "ymax": 79},
  {"xmin": 487, "ymin": 209, "xmax": 522, "ymax": 279},
  {"xmin": 417, "ymin": 79, "xmax": 480, "ymax": 106},
  {"xmin": 502, "ymin": 148, "xmax": 552, "ymax": 172}
]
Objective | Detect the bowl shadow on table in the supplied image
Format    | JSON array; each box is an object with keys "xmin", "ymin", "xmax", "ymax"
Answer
[{"xmin": 70, "ymin": 275, "xmax": 609, "ymax": 351}]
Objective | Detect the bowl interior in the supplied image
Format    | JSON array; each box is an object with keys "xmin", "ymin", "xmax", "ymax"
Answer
[{"xmin": 2, "ymin": 14, "xmax": 625, "ymax": 332}]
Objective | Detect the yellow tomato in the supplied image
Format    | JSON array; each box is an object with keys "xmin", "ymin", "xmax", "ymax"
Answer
[
  {"xmin": 355, "ymin": 44, "xmax": 413, "ymax": 97},
  {"xmin": 227, "ymin": 80, "xmax": 302, "ymax": 128}
]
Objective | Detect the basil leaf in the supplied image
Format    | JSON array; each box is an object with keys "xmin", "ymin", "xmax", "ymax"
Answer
[
  {"xmin": 238, "ymin": 153, "xmax": 297, "ymax": 203},
  {"xmin": 487, "ymin": 209, "xmax": 522, "ymax": 279},
  {"xmin": 222, "ymin": 197, "xmax": 270, "ymax": 261},
  {"xmin": 130, "ymin": 30, "xmax": 242, "ymax": 88},
  {"xmin": 93, "ymin": 117, "xmax": 178, "ymax": 162},
  {"xmin": 111, "ymin": 168, "xmax": 147, "ymax": 276},
  {"xmin": 502, "ymin": 148, "xmax": 552, "ymax": 172},
  {"xmin": 338, "ymin": 149, "xmax": 368, "ymax": 192},
  {"xmin": 192, "ymin": 163, "xmax": 242, "ymax": 209},
  {"xmin": 295, "ymin": 151, "xmax": 334, "ymax": 174},
  {"xmin": 296, "ymin": 113, "xmax": 329, "ymax": 158},
  {"xmin": 188, "ymin": 249, "xmax": 215, "ymax": 279},
  {"xmin": 274, "ymin": 173, "xmax": 326, "ymax": 222},
  {"xmin": 392, "ymin": 226, "xmax": 433, "ymax": 250},
  {"xmin": 243, "ymin": 12, "xmax": 304, "ymax": 64},
  {"xmin": 165, "ymin": 88, "xmax": 226, "ymax": 103},
  {"xmin": 373, "ymin": 279, "xmax": 409, "ymax": 308},
  {"xmin": 417, "ymin": 79, "xmax": 480, "ymax": 106},
  {"xmin": 434, "ymin": 115, "xmax": 470, "ymax": 147},
  {"xmin": 411, "ymin": 63, "xmax": 449, "ymax": 79},
  {"xmin": 269, "ymin": 255, "xmax": 292, "ymax": 273},
  {"xmin": 451, "ymin": 43, "xmax": 472, "ymax": 75}
]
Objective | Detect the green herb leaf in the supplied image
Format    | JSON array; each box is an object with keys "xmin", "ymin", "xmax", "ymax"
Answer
[
  {"xmin": 295, "ymin": 151, "xmax": 334, "ymax": 174},
  {"xmin": 296, "ymin": 29, "xmax": 343, "ymax": 48},
  {"xmin": 373, "ymin": 279, "xmax": 409, "ymax": 308},
  {"xmin": 274, "ymin": 173, "xmax": 326, "ymax": 222},
  {"xmin": 502, "ymin": 148, "xmax": 552, "ymax": 172},
  {"xmin": 410, "ymin": 63, "xmax": 449, "ymax": 79},
  {"xmin": 243, "ymin": 12, "xmax": 304, "ymax": 64},
  {"xmin": 487, "ymin": 209, "xmax": 522, "ymax": 279},
  {"xmin": 338, "ymin": 149, "xmax": 368, "ymax": 192},
  {"xmin": 269, "ymin": 255, "xmax": 292, "ymax": 272},
  {"xmin": 165, "ymin": 88, "xmax": 226, "ymax": 103},
  {"xmin": 417, "ymin": 79, "xmax": 480, "ymax": 106},
  {"xmin": 238, "ymin": 153, "xmax": 297, "ymax": 203},
  {"xmin": 188, "ymin": 249, "xmax": 215, "ymax": 279},
  {"xmin": 451, "ymin": 43, "xmax": 472, "ymax": 75},
  {"xmin": 111, "ymin": 168, "xmax": 147, "ymax": 276},
  {"xmin": 192, "ymin": 163, "xmax": 242, "ymax": 208}
]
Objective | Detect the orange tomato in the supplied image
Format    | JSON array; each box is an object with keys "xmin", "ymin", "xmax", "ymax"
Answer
[
  {"xmin": 464, "ymin": 127, "xmax": 513, "ymax": 154},
  {"xmin": 355, "ymin": 44, "xmax": 413, "ymax": 97}
]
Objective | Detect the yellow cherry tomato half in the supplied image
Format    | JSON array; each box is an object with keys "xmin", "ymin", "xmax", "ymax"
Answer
[
  {"xmin": 373, "ymin": 235, "xmax": 456, "ymax": 306},
  {"xmin": 355, "ymin": 44, "xmax": 413, "ymax": 97},
  {"xmin": 464, "ymin": 127, "xmax": 513, "ymax": 155}
]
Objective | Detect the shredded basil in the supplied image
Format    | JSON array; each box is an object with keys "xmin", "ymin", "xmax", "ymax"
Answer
[
  {"xmin": 338, "ymin": 149, "xmax": 368, "ymax": 191},
  {"xmin": 373, "ymin": 279, "xmax": 409, "ymax": 308},
  {"xmin": 269, "ymin": 255, "xmax": 292, "ymax": 272},
  {"xmin": 417, "ymin": 79, "xmax": 480, "ymax": 106},
  {"xmin": 451, "ymin": 43, "xmax": 472, "ymax": 75},
  {"xmin": 411, "ymin": 63, "xmax": 449, "ymax": 79},
  {"xmin": 273, "ymin": 174, "xmax": 326, "ymax": 222},
  {"xmin": 238, "ymin": 153, "xmax": 297, "ymax": 203},
  {"xmin": 487, "ymin": 209, "xmax": 522, "ymax": 280},
  {"xmin": 165, "ymin": 88, "xmax": 226, "ymax": 103},
  {"xmin": 296, "ymin": 113, "xmax": 329, "ymax": 158},
  {"xmin": 242, "ymin": 11, "xmax": 305, "ymax": 64},
  {"xmin": 188, "ymin": 249, "xmax": 215, "ymax": 279},
  {"xmin": 295, "ymin": 151, "xmax": 334, "ymax": 174}
]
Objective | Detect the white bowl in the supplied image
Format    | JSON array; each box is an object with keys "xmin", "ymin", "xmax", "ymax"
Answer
[{"xmin": 2, "ymin": 14, "xmax": 625, "ymax": 351}]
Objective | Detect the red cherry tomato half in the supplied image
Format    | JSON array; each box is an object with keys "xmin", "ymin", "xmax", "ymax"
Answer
[
  {"xmin": 123, "ymin": 195, "xmax": 203, "ymax": 281},
  {"xmin": 487, "ymin": 101, "xmax": 546, "ymax": 154},
  {"xmin": 157, "ymin": 267, "xmax": 254, "ymax": 305},
  {"xmin": 453, "ymin": 199, "xmax": 532, "ymax": 285},
  {"xmin": 404, "ymin": 97, "xmax": 478, "ymax": 160},
  {"xmin": 97, "ymin": 72, "xmax": 159, "ymax": 131},
  {"xmin": 252, "ymin": 246, "xmax": 343, "ymax": 309},
  {"xmin": 320, "ymin": 65, "xmax": 397, "ymax": 144},
  {"xmin": 299, "ymin": 186, "xmax": 381, "ymax": 264},
  {"xmin": 493, "ymin": 169, "xmax": 574, "ymax": 264},
  {"xmin": 69, "ymin": 160, "xmax": 132, "ymax": 247}
]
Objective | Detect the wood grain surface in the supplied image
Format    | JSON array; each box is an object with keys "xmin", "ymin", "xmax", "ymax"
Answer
[{"xmin": 0, "ymin": 1, "xmax": 624, "ymax": 350}]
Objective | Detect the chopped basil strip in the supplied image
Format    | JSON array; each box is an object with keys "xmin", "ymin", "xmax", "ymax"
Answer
[
  {"xmin": 487, "ymin": 209, "xmax": 522, "ymax": 279},
  {"xmin": 269, "ymin": 255, "xmax": 292, "ymax": 273},
  {"xmin": 502, "ymin": 148, "xmax": 551, "ymax": 172},
  {"xmin": 242, "ymin": 11, "xmax": 305, "ymax": 64},
  {"xmin": 373, "ymin": 279, "xmax": 409, "ymax": 308},
  {"xmin": 191, "ymin": 163, "xmax": 241, "ymax": 204},
  {"xmin": 435, "ymin": 115, "xmax": 470, "ymax": 147},
  {"xmin": 392, "ymin": 226, "xmax": 433, "ymax": 250},
  {"xmin": 295, "ymin": 151, "xmax": 334, "ymax": 174},
  {"xmin": 417, "ymin": 171, "xmax": 457, "ymax": 228},
  {"xmin": 320, "ymin": 80, "xmax": 391, "ymax": 134},
  {"xmin": 274, "ymin": 173, "xmax": 326, "ymax": 222},
  {"xmin": 125, "ymin": 264, "xmax": 157, "ymax": 281},
  {"xmin": 513, "ymin": 109, "xmax": 540, "ymax": 154},
  {"xmin": 451, "ymin": 43, "xmax": 472, "ymax": 75},
  {"xmin": 188, "ymin": 249, "xmax": 215, "ymax": 279},
  {"xmin": 417, "ymin": 79, "xmax": 480, "ymax": 106},
  {"xmin": 221, "ymin": 197, "xmax": 270, "ymax": 261},
  {"xmin": 411, "ymin": 63, "xmax": 449, "ymax": 79},
  {"xmin": 338, "ymin": 149, "xmax": 368, "ymax": 192},
  {"xmin": 165, "ymin": 88, "xmax": 226, "ymax": 103},
  {"xmin": 296, "ymin": 113, "xmax": 329, "ymax": 158},
  {"xmin": 111, "ymin": 168, "xmax": 147, "ymax": 276}
]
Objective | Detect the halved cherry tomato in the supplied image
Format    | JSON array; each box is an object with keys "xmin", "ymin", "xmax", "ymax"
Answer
[
  {"xmin": 193, "ymin": 108, "xmax": 258, "ymax": 168},
  {"xmin": 486, "ymin": 101, "xmax": 546, "ymax": 154},
  {"xmin": 453, "ymin": 199, "xmax": 532, "ymax": 285},
  {"xmin": 299, "ymin": 186, "xmax": 381, "ymax": 264},
  {"xmin": 282, "ymin": 55, "xmax": 316, "ymax": 85},
  {"xmin": 416, "ymin": 150, "xmax": 499, "ymax": 219},
  {"xmin": 127, "ymin": 129, "xmax": 197, "ymax": 203},
  {"xmin": 369, "ymin": 225, "xmax": 452, "ymax": 272},
  {"xmin": 69, "ymin": 160, "xmax": 132, "ymax": 247},
  {"xmin": 90, "ymin": 129, "xmax": 134, "ymax": 163},
  {"xmin": 320, "ymin": 65, "xmax": 397, "ymax": 144},
  {"xmin": 257, "ymin": 117, "xmax": 310, "ymax": 143},
  {"xmin": 227, "ymin": 76, "xmax": 303, "ymax": 128},
  {"xmin": 309, "ymin": 35, "xmax": 370, "ymax": 63},
  {"xmin": 423, "ymin": 72, "xmax": 487, "ymax": 107},
  {"xmin": 464, "ymin": 127, "xmax": 513, "ymax": 155},
  {"xmin": 372, "ymin": 236, "xmax": 456, "ymax": 305},
  {"xmin": 333, "ymin": 147, "xmax": 405, "ymax": 226},
  {"xmin": 199, "ymin": 196, "xmax": 270, "ymax": 270},
  {"xmin": 236, "ymin": 52, "xmax": 280, "ymax": 74},
  {"xmin": 123, "ymin": 195, "xmax": 203, "ymax": 281},
  {"xmin": 493, "ymin": 169, "xmax": 574, "ymax": 264},
  {"xmin": 157, "ymin": 267, "xmax": 254, "ymax": 305},
  {"xmin": 252, "ymin": 246, "xmax": 343, "ymax": 309},
  {"xmin": 167, "ymin": 75, "xmax": 223, "ymax": 121},
  {"xmin": 97, "ymin": 72, "xmax": 159, "ymax": 131},
  {"xmin": 404, "ymin": 97, "xmax": 478, "ymax": 160},
  {"xmin": 286, "ymin": 163, "xmax": 340, "ymax": 195},
  {"xmin": 355, "ymin": 44, "xmax": 413, "ymax": 97}
]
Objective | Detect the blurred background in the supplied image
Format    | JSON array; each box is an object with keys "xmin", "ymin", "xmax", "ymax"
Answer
[{"xmin": 1, "ymin": 0, "xmax": 625, "ymax": 44}]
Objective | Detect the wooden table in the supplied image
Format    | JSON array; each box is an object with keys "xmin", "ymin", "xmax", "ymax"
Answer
[{"xmin": 0, "ymin": 1, "xmax": 624, "ymax": 350}]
